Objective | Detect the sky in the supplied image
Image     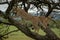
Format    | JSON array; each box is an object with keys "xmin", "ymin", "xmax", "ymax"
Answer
[
  {"xmin": 0, "ymin": 0, "xmax": 48, "ymax": 13},
  {"xmin": 0, "ymin": 4, "xmax": 8, "ymax": 12},
  {"xmin": 0, "ymin": 3, "xmax": 48, "ymax": 14},
  {"xmin": 0, "ymin": 0, "xmax": 60, "ymax": 14},
  {"xmin": 0, "ymin": 0, "xmax": 60, "ymax": 20}
]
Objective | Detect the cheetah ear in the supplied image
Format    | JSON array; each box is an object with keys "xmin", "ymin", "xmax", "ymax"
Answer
[{"xmin": 12, "ymin": 6, "xmax": 18, "ymax": 13}]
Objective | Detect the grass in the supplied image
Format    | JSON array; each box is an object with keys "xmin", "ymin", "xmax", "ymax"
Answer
[
  {"xmin": 4, "ymin": 26, "xmax": 46, "ymax": 40},
  {"xmin": 4, "ymin": 26, "xmax": 60, "ymax": 40},
  {"xmin": 51, "ymin": 28, "xmax": 60, "ymax": 37},
  {"xmin": 0, "ymin": 20, "xmax": 60, "ymax": 40},
  {"xmin": 4, "ymin": 26, "xmax": 34, "ymax": 40}
]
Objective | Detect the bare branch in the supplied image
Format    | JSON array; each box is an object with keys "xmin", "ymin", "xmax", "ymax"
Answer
[
  {"xmin": 0, "ymin": 2, "xmax": 8, "ymax": 4},
  {"xmin": 2, "ymin": 30, "xmax": 19, "ymax": 37}
]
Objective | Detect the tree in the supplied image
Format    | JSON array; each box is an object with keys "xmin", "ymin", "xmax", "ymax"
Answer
[{"xmin": 0, "ymin": 0, "xmax": 60, "ymax": 40}]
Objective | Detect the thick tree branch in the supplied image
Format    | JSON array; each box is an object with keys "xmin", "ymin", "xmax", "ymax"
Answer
[
  {"xmin": 8, "ymin": 16, "xmax": 46, "ymax": 40},
  {"xmin": 45, "ymin": 4, "xmax": 53, "ymax": 17},
  {"xmin": 0, "ymin": 2, "xmax": 8, "ymax": 4},
  {"xmin": 7, "ymin": 16, "xmax": 60, "ymax": 40}
]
